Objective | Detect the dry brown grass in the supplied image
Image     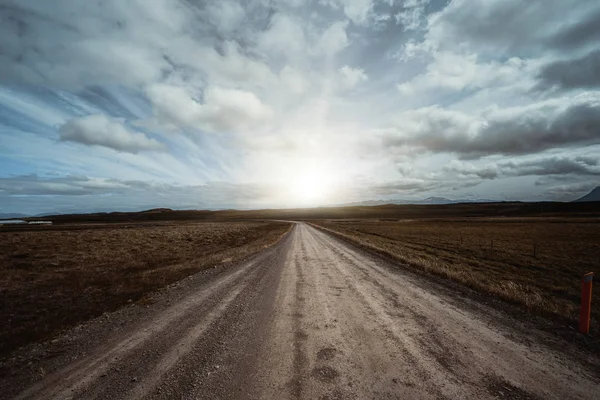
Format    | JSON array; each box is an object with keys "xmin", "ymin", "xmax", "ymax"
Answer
[
  {"xmin": 312, "ymin": 218, "xmax": 600, "ymax": 335},
  {"xmin": 0, "ymin": 221, "xmax": 291, "ymax": 356}
]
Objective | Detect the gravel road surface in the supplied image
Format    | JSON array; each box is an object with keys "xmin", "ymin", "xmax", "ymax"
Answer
[{"xmin": 6, "ymin": 223, "xmax": 599, "ymax": 399}]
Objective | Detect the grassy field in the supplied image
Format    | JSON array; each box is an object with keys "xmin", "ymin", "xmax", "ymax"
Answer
[
  {"xmin": 0, "ymin": 221, "xmax": 291, "ymax": 356},
  {"xmin": 312, "ymin": 218, "xmax": 600, "ymax": 335}
]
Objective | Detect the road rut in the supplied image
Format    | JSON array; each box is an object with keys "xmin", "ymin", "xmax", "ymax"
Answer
[{"xmin": 5, "ymin": 223, "xmax": 599, "ymax": 399}]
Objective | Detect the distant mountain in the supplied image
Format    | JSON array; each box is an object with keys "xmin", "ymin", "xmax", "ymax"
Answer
[
  {"xmin": 574, "ymin": 186, "xmax": 600, "ymax": 202},
  {"xmin": 0, "ymin": 213, "xmax": 29, "ymax": 219},
  {"xmin": 139, "ymin": 208, "xmax": 174, "ymax": 213},
  {"xmin": 420, "ymin": 196, "xmax": 454, "ymax": 204},
  {"xmin": 331, "ymin": 197, "xmax": 499, "ymax": 207},
  {"xmin": 454, "ymin": 198, "xmax": 498, "ymax": 204},
  {"xmin": 334, "ymin": 200, "xmax": 392, "ymax": 207}
]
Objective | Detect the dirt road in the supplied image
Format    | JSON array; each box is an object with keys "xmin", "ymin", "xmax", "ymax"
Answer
[{"xmin": 6, "ymin": 223, "xmax": 599, "ymax": 399}]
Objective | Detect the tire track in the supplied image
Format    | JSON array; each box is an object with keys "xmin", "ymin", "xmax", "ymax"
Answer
[{"xmin": 15, "ymin": 260, "xmax": 258, "ymax": 400}]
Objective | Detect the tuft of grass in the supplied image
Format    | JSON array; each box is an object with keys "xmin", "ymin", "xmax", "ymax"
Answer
[
  {"xmin": 0, "ymin": 221, "xmax": 291, "ymax": 357},
  {"xmin": 311, "ymin": 218, "xmax": 599, "ymax": 336}
]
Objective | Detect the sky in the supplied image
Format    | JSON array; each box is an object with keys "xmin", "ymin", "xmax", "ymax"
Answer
[{"xmin": 1, "ymin": 0, "xmax": 599, "ymax": 214}]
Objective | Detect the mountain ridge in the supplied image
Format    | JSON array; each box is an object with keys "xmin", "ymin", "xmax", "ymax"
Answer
[
  {"xmin": 331, "ymin": 197, "xmax": 499, "ymax": 207},
  {"xmin": 574, "ymin": 186, "xmax": 600, "ymax": 202},
  {"xmin": 0, "ymin": 213, "xmax": 29, "ymax": 220}
]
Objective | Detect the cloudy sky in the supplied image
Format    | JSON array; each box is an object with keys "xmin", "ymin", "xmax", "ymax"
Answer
[{"xmin": 1, "ymin": 0, "xmax": 599, "ymax": 214}]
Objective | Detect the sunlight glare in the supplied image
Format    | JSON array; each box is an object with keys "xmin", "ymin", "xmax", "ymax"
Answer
[
  {"xmin": 287, "ymin": 162, "xmax": 335, "ymax": 206},
  {"xmin": 291, "ymin": 171, "xmax": 325, "ymax": 201}
]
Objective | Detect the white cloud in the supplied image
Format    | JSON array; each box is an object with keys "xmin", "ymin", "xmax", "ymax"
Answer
[
  {"xmin": 397, "ymin": 52, "xmax": 531, "ymax": 95},
  {"xmin": 323, "ymin": 0, "xmax": 374, "ymax": 24},
  {"xmin": 257, "ymin": 13, "xmax": 308, "ymax": 62},
  {"xmin": 395, "ymin": 0, "xmax": 430, "ymax": 31},
  {"xmin": 255, "ymin": 13, "xmax": 349, "ymax": 68},
  {"xmin": 59, "ymin": 114, "xmax": 165, "ymax": 153},
  {"xmin": 280, "ymin": 66, "xmax": 310, "ymax": 94},
  {"xmin": 203, "ymin": 41, "xmax": 276, "ymax": 87},
  {"xmin": 341, "ymin": 0, "xmax": 373, "ymax": 24},
  {"xmin": 206, "ymin": 1, "xmax": 245, "ymax": 34},
  {"xmin": 317, "ymin": 21, "xmax": 350, "ymax": 55},
  {"xmin": 339, "ymin": 65, "xmax": 368, "ymax": 89},
  {"xmin": 146, "ymin": 85, "xmax": 273, "ymax": 133}
]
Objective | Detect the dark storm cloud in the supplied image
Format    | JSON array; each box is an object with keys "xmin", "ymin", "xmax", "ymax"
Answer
[
  {"xmin": 426, "ymin": 0, "xmax": 600, "ymax": 57},
  {"xmin": 445, "ymin": 163, "xmax": 498, "ymax": 180},
  {"xmin": 371, "ymin": 180, "xmax": 435, "ymax": 195},
  {"xmin": 386, "ymin": 98, "xmax": 600, "ymax": 158},
  {"xmin": 501, "ymin": 156, "xmax": 600, "ymax": 177},
  {"xmin": 447, "ymin": 156, "xmax": 600, "ymax": 181},
  {"xmin": 370, "ymin": 176, "xmax": 480, "ymax": 197},
  {"xmin": 536, "ymin": 50, "xmax": 600, "ymax": 91},
  {"xmin": 475, "ymin": 103, "xmax": 600, "ymax": 157},
  {"xmin": 547, "ymin": 8, "xmax": 600, "ymax": 51}
]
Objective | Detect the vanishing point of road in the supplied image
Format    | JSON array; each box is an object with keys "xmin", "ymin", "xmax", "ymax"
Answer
[{"xmin": 10, "ymin": 223, "xmax": 600, "ymax": 399}]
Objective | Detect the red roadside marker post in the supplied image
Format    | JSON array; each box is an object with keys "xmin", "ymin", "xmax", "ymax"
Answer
[{"xmin": 579, "ymin": 272, "xmax": 594, "ymax": 334}]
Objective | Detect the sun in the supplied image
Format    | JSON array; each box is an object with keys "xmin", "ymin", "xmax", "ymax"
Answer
[
  {"xmin": 291, "ymin": 173, "xmax": 324, "ymax": 200},
  {"xmin": 274, "ymin": 156, "xmax": 341, "ymax": 207},
  {"xmin": 288, "ymin": 167, "xmax": 330, "ymax": 205}
]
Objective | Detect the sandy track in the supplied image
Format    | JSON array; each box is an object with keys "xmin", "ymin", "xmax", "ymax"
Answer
[{"xmin": 6, "ymin": 223, "xmax": 599, "ymax": 399}]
